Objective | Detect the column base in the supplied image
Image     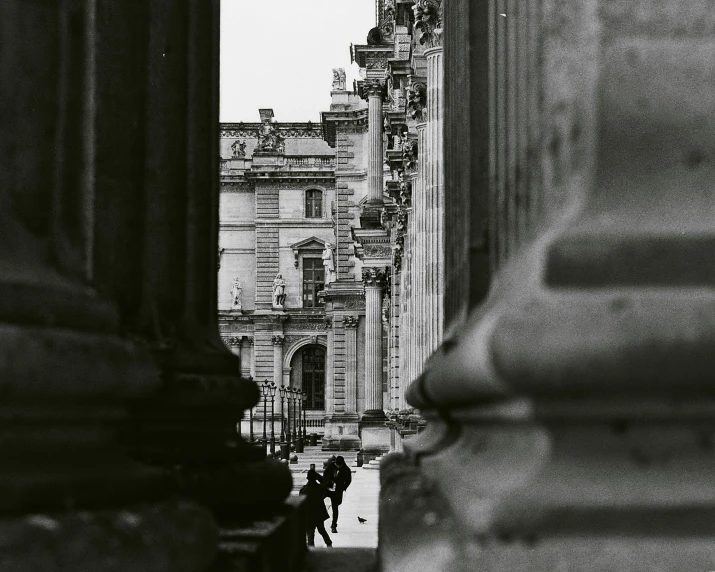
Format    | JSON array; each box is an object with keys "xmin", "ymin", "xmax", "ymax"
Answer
[
  {"xmin": 322, "ymin": 414, "xmax": 361, "ymax": 451},
  {"xmin": 359, "ymin": 418, "xmax": 391, "ymax": 463}
]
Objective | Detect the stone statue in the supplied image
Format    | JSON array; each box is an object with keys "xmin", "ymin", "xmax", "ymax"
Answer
[
  {"xmin": 322, "ymin": 243, "xmax": 336, "ymax": 285},
  {"xmin": 272, "ymin": 273, "xmax": 286, "ymax": 308},
  {"xmin": 231, "ymin": 140, "xmax": 246, "ymax": 158},
  {"xmin": 230, "ymin": 278, "xmax": 242, "ymax": 310},
  {"xmin": 257, "ymin": 120, "xmax": 285, "ymax": 153},
  {"xmin": 332, "ymin": 68, "xmax": 346, "ymax": 91}
]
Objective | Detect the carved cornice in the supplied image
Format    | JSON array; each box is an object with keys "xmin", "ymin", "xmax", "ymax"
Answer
[
  {"xmin": 343, "ymin": 315, "xmax": 360, "ymax": 328},
  {"xmin": 362, "ymin": 267, "xmax": 388, "ymax": 288},
  {"xmin": 413, "ymin": 0, "xmax": 443, "ymax": 49},
  {"xmin": 221, "ymin": 123, "xmax": 323, "ymax": 139},
  {"xmin": 406, "ymin": 81, "xmax": 427, "ymax": 122}
]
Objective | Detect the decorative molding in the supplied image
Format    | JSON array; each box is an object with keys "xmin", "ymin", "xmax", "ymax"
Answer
[
  {"xmin": 226, "ymin": 336, "xmax": 242, "ymax": 346},
  {"xmin": 343, "ymin": 315, "xmax": 360, "ymax": 329},
  {"xmin": 272, "ymin": 335, "xmax": 285, "ymax": 346},
  {"xmin": 362, "ymin": 267, "xmax": 388, "ymax": 288},
  {"xmin": 367, "ymin": 59, "xmax": 389, "ymax": 71},
  {"xmin": 364, "ymin": 244, "xmax": 393, "ymax": 258},
  {"xmin": 413, "ymin": 0, "xmax": 443, "ymax": 48}
]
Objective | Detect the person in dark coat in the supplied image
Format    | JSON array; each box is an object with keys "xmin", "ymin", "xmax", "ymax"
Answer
[
  {"xmin": 323, "ymin": 455, "xmax": 352, "ymax": 533},
  {"xmin": 299, "ymin": 470, "xmax": 332, "ymax": 547}
]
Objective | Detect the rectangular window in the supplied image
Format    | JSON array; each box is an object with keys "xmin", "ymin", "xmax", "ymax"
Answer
[{"xmin": 302, "ymin": 258, "xmax": 325, "ymax": 307}]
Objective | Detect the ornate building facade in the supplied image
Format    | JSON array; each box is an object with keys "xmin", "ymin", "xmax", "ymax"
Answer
[
  {"xmin": 218, "ymin": 98, "xmax": 374, "ymax": 450},
  {"xmin": 219, "ymin": 2, "xmax": 444, "ymax": 459}
]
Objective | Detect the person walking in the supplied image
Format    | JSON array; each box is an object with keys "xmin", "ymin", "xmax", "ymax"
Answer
[
  {"xmin": 299, "ymin": 469, "xmax": 332, "ymax": 548},
  {"xmin": 323, "ymin": 455, "xmax": 352, "ymax": 533}
]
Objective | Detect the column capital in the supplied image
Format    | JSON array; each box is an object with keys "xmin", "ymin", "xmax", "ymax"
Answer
[
  {"xmin": 271, "ymin": 335, "xmax": 285, "ymax": 346},
  {"xmin": 363, "ymin": 79, "xmax": 387, "ymax": 100},
  {"xmin": 362, "ymin": 267, "xmax": 388, "ymax": 288},
  {"xmin": 413, "ymin": 0, "xmax": 443, "ymax": 49},
  {"xmin": 344, "ymin": 315, "xmax": 360, "ymax": 328}
]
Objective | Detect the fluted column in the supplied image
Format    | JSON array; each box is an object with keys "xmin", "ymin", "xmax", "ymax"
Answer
[
  {"xmin": 426, "ymin": 45, "xmax": 445, "ymax": 350},
  {"xmin": 91, "ymin": 0, "xmax": 291, "ymax": 519},
  {"xmin": 367, "ymin": 81, "xmax": 385, "ymax": 203},
  {"xmin": 416, "ymin": 123, "xmax": 428, "ymax": 371},
  {"xmin": 0, "ymin": 1, "xmax": 218, "ymax": 569},
  {"xmin": 362, "ymin": 269, "xmax": 387, "ymax": 418},
  {"xmin": 344, "ymin": 316, "xmax": 359, "ymax": 413}
]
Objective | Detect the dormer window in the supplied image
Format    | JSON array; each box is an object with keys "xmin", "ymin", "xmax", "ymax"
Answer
[{"xmin": 305, "ymin": 189, "xmax": 323, "ymax": 218}]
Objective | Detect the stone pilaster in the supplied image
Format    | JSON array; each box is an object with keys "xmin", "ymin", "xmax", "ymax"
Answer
[{"xmin": 343, "ymin": 315, "xmax": 360, "ymax": 413}]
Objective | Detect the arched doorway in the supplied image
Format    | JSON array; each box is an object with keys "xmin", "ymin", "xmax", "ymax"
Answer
[{"xmin": 290, "ymin": 344, "xmax": 325, "ymax": 410}]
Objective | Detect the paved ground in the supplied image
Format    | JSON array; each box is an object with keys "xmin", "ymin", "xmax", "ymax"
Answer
[{"xmin": 289, "ymin": 447, "xmax": 380, "ymax": 549}]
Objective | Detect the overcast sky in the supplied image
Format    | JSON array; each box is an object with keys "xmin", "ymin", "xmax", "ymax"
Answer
[{"xmin": 220, "ymin": 0, "xmax": 375, "ymax": 123}]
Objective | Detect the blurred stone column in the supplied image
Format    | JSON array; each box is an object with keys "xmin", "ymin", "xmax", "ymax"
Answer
[
  {"xmin": 91, "ymin": 0, "xmax": 291, "ymax": 521},
  {"xmin": 0, "ymin": 1, "xmax": 218, "ymax": 569},
  {"xmin": 395, "ymin": 1, "xmax": 715, "ymax": 570}
]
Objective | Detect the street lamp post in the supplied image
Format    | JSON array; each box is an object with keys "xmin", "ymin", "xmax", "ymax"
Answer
[
  {"xmin": 295, "ymin": 388, "xmax": 304, "ymax": 454},
  {"xmin": 269, "ymin": 382, "xmax": 277, "ymax": 455},
  {"xmin": 249, "ymin": 405, "xmax": 254, "ymax": 443},
  {"xmin": 302, "ymin": 391, "xmax": 308, "ymax": 441},
  {"xmin": 279, "ymin": 385, "xmax": 286, "ymax": 442},
  {"xmin": 261, "ymin": 381, "xmax": 269, "ymax": 453},
  {"xmin": 290, "ymin": 387, "xmax": 298, "ymax": 453},
  {"xmin": 285, "ymin": 386, "xmax": 292, "ymax": 449}
]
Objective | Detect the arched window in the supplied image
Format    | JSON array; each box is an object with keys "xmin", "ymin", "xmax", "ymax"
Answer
[
  {"xmin": 305, "ymin": 189, "xmax": 323, "ymax": 218},
  {"xmin": 290, "ymin": 345, "xmax": 325, "ymax": 410}
]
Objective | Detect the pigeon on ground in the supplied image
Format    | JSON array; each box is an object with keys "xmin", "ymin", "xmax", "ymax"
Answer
[{"xmin": 358, "ymin": 516, "xmax": 367, "ymax": 524}]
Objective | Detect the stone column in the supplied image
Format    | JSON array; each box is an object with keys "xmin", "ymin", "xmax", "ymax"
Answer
[
  {"xmin": 416, "ymin": 123, "xmax": 428, "ymax": 371},
  {"xmin": 272, "ymin": 335, "xmax": 284, "ymax": 386},
  {"xmin": 326, "ymin": 324, "xmax": 335, "ymax": 415},
  {"xmin": 0, "ymin": 1, "xmax": 218, "ymax": 569},
  {"xmin": 362, "ymin": 269, "xmax": 386, "ymax": 417},
  {"xmin": 90, "ymin": 0, "xmax": 292, "ymax": 527},
  {"xmin": 367, "ymin": 80, "xmax": 385, "ymax": 203},
  {"xmin": 344, "ymin": 315, "xmax": 359, "ymax": 413},
  {"xmin": 249, "ymin": 337, "xmax": 256, "ymax": 379},
  {"xmin": 425, "ymin": 45, "xmax": 445, "ymax": 349}
]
